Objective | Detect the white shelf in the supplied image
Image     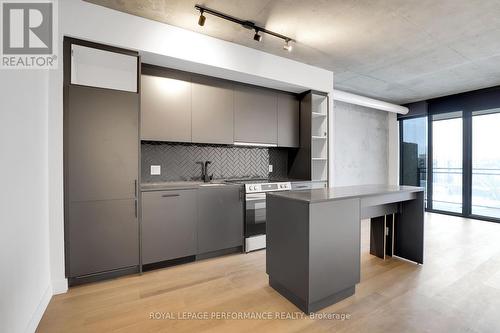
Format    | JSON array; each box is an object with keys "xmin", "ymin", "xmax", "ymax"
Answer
[
  {"xmin": 312, "ymin": 158, "xmax": 327, "ymax": 161},
  {"xmin": 312, "ymin": 94, "xmax": 328, "ymax": 115},
  {"xmin": 312, "ymin": 160, "xmax": 328, "ymax": 181},
  {"xmin": 312, "ymin": 177, "xmax": 328, "ymax": 182},
  {"xmin": 312, "ymin": 112, "xmax": 327, "ymax": 118},
  {"xmin": 312, "ymin": 136, "xmax": 327, "ymax": 139},
  {"xmin": 312, "ymin": 138, "xmax": 326, "ymax": 159}
]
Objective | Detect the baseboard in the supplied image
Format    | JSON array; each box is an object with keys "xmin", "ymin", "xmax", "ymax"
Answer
[
  {"xmin": 52, "ymin": 278, "xmax": 68, "ymax": 294},
  {"xmin": 25, "ymin": 285, "xmax": 52, "ymax": 333}
]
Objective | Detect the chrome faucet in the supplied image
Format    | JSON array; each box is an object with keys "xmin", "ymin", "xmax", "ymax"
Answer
[{"xmin": 196, "ymin": 161, "xmax": 213, "ymax": 182}]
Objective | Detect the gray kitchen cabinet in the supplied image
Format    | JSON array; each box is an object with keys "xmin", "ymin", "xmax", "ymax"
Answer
[
  {"xmin": 141, "ymin": 189, "xmax": 198, "ymax": 264},
  {"xmin": 277, "ymin": 93, "xmax": 300, "ymax": 147},
  {"xmin": 66, "ymin": 84, "xmax": 139, "ymax": 278},
  {"xmin": 68, "ymin": 199, "xmax": 139, "ymax": 277},
  {"xmin": 197, "ymin": 186, "xmax": 243, "ymax": 254},
  {"xmin": 141, "ymin": 68, "xmax": 192, "ymax": 142},
  {"xmin": 192, "ymin": 76, "xmax": 234, "ymax": 144},
  {"xmin": 234, "ymin": 85, "xmax": 278, "ymax": 144},
  {"xmin": 67, "ymin": 86, "xmax": 139, "ymax": 202}
]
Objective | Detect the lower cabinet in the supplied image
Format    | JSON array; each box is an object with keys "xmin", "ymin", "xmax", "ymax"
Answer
[
  {"xmin": 141, "ymin": 186, "xmax": 244, "ymax": 265},
  {"xmin": 197, "ymin": 186, "xmax": 244, "ymax": 254},
  {"xmin": 141, "ymin": 189, "xmax": 197, "ymax": 264},
  {"xmin": 68, "ymin": 199, "xmax": 139, "ymax": 277}
]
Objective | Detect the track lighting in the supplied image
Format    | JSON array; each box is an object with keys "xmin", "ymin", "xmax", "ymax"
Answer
[
  {"xmin": 283, "ymin": 40, "xmax": 292, "ymax": 52},
  {"xmin": 253, "ymin": 30, "xmax": 262, "ymax": 42},
  {"xmin": 195, "ymin": 4, "xmax": 294, "ymax": 51},
  {"xmin": 198, "ymin": 10, "xmax": 206, "ymax": 26}
]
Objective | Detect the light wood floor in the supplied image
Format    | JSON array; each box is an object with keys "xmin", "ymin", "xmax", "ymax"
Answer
[{"xmin": 38, "ymin": 213, "xmax": 500, "ymax": 333}]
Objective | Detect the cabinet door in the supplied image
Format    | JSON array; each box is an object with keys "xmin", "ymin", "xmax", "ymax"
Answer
[
  {"xmin": 71, "ymin": 44, "xmax": 137, "ymax": 92},
  {"xmin": 234, "ymin": 85, "xmax": 277, "ymax": 144},
  {"xmin": 192, "ymin": 76, "xmax": 234, "ymax": 144},
  {"xmin": 141, "ymin": 190, "xmax": 197, "ymax": 264},
  {"xmin": 141, "ymin": 73, "xmax": 191, "ymax": 142},
  {"xmin": 66, "ymin": 85, "xmax": 139, "ymax": 278},
  {"xmin": 197, "ymin": 187, "xmax": 243, "ymax": 254},
  {"xmin": 68, "ymin": 199, "xmax": 139, "ymax": 277},
  {"xmin": 68, "ymin": 85, "xmax": 138, "ymax": 202},
  {"xmin": 277, "ymin": 93, "xmax": 300, "ymax": 147}
]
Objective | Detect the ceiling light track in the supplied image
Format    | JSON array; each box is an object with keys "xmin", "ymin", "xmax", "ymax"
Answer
[{"xmin": 195, "ymin": 4, "xmax": 294, "ymax": 51}]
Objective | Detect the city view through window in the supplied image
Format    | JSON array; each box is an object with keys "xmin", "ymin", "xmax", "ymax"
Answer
[{"xmin": 401, "ymin": 109, "xmax": 500, "ymax": 219}]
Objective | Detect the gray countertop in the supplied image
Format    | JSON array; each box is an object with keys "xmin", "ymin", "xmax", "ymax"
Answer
[
  {"xmin": 267, "ymin": 184, "xmax": 424, "ymax": 203},
  {"xmin": 141, "ymin": 178, "xmax": 321, "ymax": 191},
  {"xmin": 141, "ymin": 181, "xmax": 243, "ymax": 191}
]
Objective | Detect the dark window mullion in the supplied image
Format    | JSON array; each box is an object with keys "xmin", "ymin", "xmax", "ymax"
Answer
[
  {"xmin": 463, "ymin": 110, "xmax": 472, "ymax": 216},
  {"xmin": 427, "ymin": 115, "xmax": 433, "ymax": 210},
  {"xmin": 399, "ymin": 121, "xmax": 404, "ymax": 185}
]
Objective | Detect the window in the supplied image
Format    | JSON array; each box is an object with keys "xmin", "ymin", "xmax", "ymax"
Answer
[
  {"xmin": 401, "ymin": 117, "xmax": 428, "ymax": 206},
  {"xmin": 399, "ymin": 90, "xmax": 500, "ymax": 223},
  {"xmin": 472, "ymin": 109, "xmax": 500, "ymax": 218},
  {"xmin": 431, "ymin": 112, "xmax": 463, "ymax": 213}
]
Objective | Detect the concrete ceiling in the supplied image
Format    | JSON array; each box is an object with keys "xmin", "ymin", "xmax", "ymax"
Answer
[{"xmin": 85, "ymin": 0, "xmax": 500, "ymax": 104}]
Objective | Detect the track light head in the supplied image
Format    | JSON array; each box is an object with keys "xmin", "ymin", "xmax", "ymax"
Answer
[
  {"xmin": 253, "ymin": 30, "xmax": 262, "ymax": 42},
  {"xmin": 283, "ymin": 40, "xmax": 292, "ymax": 52},
  {"xmin": 198, "ymin": 11, "xmax": 206, "ymax": 26}
]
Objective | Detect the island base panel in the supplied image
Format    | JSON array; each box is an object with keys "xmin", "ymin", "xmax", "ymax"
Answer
[
  {"xmin": 370, "ymin": 216, "xmax": 386, "ymax": 259},
  {"xmin": 270, "ymin": 278, "xmax": 355, "ymax": 313},
  {"xmin": 394, "ymin": 191, "xmax": 424, "ymax": 264}
]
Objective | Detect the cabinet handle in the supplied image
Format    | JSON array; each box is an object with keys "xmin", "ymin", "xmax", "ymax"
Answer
[
  {"xmin": 134, "ymin": 179, "xmax": 138, "ymax": 198},
  {"xmin": 296, "ymin": 185, "xmax": 307, "ymax": 189},
  {"xmin": 161, "ymin": 194, "xmax": 180, "ymax": 198},
  {"xmin": 134, "ymin": 199, "xmax": 138, "ymax": 218}
]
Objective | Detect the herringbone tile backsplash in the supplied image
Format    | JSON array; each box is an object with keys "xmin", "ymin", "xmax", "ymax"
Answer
[{"xmin": 141, "ymin": 141, "xmax": 289, "ymax": 182}]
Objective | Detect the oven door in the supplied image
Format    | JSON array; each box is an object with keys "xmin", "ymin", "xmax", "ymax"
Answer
[{"xmin": 245, "ymin": 193, "xmax": 267, "ymax": 237}]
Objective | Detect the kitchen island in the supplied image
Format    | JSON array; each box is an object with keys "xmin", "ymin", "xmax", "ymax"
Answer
[{"xmin": 266, "ymin": 185, "xmax": 424, "ymax": 313}]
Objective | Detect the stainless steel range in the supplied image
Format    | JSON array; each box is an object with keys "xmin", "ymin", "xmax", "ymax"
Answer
[{"xmin": 226, "ymin": 179, "xmax": 292, "ymax": 252}]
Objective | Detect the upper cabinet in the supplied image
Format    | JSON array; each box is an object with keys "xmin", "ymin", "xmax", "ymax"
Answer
[
  {"xmin": 139, "ymin": 65, "xmax": 300, "ymax": 147},
  {"xmin": 141, "ymin": 68, "xmax": 192, "ymax": 142},
  {"xmin": 71, "ymin": 44, "xmax": 138, "ymax": 92},
  {"xmin": 191, "ymin": 76, "xmax": 234, "ymax": 145},
  {"xmin": 234, "ymin": 85, "xmax": 278, "ymax": 145},
  {"xmin": 277, "ymin": 93, "xmax": 300, "ymax": 148}
]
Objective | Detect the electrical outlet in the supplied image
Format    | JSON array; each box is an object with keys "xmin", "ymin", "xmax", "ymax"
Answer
[
  {"xmin": 150, "ymin": 165, "xmax": 161, "ymax": 175},
  {"xmin": 268, "ymin": 164, "xmax": 273, "ymax": 173}
]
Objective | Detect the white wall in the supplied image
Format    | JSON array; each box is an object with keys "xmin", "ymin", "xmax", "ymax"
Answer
[
  {"xmin": 48, "ymin": 0, "xmax": 335, "ymax": 293},
  {"xmin": 0, "ymin": 71, "xmax": 52, "ymax": 333},
  {"xmin": 333, "ymin": 101, "xmax": 391, "ymax": 186}
]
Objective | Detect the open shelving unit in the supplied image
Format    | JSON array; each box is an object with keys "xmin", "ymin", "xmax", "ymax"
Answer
[
  {"xmin": 310, "ymin": 93, "xmax": 328, "ymax": 181},
  {"xmin": 289, "ymin": 91, "xmax": 329, "ymax": 183}
]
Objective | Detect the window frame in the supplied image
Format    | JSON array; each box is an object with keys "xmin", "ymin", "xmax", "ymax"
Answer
[{"xmin": 399, "ymin": 108, "xmax": 500, "ymax": 224}]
